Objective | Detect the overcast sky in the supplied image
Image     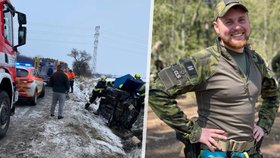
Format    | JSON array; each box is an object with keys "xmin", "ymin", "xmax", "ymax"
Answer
[{"xmin": 13, "ymin": 0, "xmax": 152, "ymax": 78}]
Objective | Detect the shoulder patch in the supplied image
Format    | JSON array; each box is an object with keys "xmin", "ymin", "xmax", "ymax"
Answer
[
  {"xmin": 179, "ymin": 58, "xmax": 197, "ymax": 78},
  {"xmin": 158, "ymin": 64, "xmax": 188, "ymax": 90}
]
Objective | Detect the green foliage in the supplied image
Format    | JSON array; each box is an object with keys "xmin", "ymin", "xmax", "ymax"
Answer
[
  {"xmin": 245, "ymin": 0, "xmax": 280, "ymax": 61},
  {"xmin": 152, "ymin": 0, "xmax": 280, "ymax": 68}
]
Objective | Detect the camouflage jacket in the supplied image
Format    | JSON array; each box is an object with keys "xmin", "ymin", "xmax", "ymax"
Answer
[
  {"xmin": 271, "ymin": 51, "xmax": 280, "ymax": 78},
  {"xmin": 149, "ymin": 40, "xmax": 279, "ymax": 143}
]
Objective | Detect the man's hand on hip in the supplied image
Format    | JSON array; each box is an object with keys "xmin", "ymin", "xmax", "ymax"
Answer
[
  {"xmin": 199, "ymin": 128, "xmax": 228, "ymax": 152},
  {"xmin": 254, "ymin": 124, "xmax": 264, "ymax": 142}
]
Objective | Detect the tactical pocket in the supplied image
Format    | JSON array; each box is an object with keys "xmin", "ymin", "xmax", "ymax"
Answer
[{"xmin": 158, "ymin": 64, "xmax": 188, "ymax": 90}]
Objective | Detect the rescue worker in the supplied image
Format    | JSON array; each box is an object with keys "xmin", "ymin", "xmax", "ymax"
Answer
[
  {"xmin": 271, "ymin": 51, "xmax": 280, "ymax": 82},
  {"xmin": 134, "ymin": 73, "xmax": 142, "ymax": 81},
  {"xmin": 126, "ymin": 83, "xmax": 145, "ymax": 130},
  {"xmin": 68, "ymin": 69, "xmax": 75, "ymax": 93},
  {"xmin": 118, "ymin": 84, "xmax": 123, "ymax": 89},
  {"xmin": 149, "ymin": 1, "xmax": 279, "ymax": 158},
  {"xmin": 106, "ymin": 80, "xmax": 114, "ymax": 87},
  {"xmin": 85, "ymin": 75, "xmax": 108, "ymax": 111}
]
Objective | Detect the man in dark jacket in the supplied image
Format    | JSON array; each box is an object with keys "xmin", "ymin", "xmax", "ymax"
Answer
[{"xmin": 49, "ymin": 65, "xmax": 70, "ymax": 119}]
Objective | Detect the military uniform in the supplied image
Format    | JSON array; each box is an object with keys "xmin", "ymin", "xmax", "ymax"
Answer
[
  {"xmin": 271, "ymin": 51, "xmax": 280, "ymax": 81},
  {"xmin": 149, "ymin": 39, "xmax": 279, "ymax": 157}
]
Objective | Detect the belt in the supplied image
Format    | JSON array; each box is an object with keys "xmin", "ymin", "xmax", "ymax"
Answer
[
  {"xmin": 201, "ymin": 139, "xmax": 255, "ymax": 155},
  {"xmin": 217, "ymin": 139, "xmax": 255, "ymax": 152}
]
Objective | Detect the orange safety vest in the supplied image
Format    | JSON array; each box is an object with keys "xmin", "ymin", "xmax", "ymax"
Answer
[
  {"xmin": 68, "ymin": 72, "xmax": 75, "ymax": 80},
  {"xmin": 63, "ymin": 69, "xmax": 69, "ymax": 79}
]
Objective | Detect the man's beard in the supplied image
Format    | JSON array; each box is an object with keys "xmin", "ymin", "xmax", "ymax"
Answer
[{"xmin": 222, "ymin": 34, "xmax": 249, "ymax": 50}]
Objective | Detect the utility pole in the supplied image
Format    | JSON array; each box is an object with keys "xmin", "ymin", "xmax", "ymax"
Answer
[{"xmin": 93, "ymin": 26, "xmax": 100, "ymax": 73}]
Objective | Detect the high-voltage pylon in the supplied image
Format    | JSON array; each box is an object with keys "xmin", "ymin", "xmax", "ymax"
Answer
[{"xmin": 92, "ymin": 26, "xmax": 100, "ymax": 73}]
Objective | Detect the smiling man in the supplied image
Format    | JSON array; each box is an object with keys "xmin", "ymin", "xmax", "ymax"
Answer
[{"xmin": 149, "ymin": 0, "xmax": 279, "ymax": 157}]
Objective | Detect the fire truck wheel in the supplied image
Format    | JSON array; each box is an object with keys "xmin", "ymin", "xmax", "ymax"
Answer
[
  {"xmin": 31, "ymin": 89, "xmax": 38, "ymax": 105},
  {"xmin": 0, "ymin": 91, "xmax": 11, "ymax": 139}
]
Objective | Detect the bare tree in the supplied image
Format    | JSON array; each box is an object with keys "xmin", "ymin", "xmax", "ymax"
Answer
[{"xmin": 68, "ymin": 49, "xmax": 92, "ymax": 77}]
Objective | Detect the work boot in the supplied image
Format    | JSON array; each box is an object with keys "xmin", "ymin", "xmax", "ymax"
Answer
[{"xmin": 85, "ymin": 103, "xmax": 90, "ymax": 110}]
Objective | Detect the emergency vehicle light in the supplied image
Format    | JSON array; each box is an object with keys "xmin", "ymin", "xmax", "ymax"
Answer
[{"xmin": 16, "ymin": 62, "xmax": 32, "ymax": 67}]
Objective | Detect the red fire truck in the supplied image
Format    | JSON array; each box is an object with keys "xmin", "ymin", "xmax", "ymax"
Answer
[{"xmin": 0, "ymin": 0, "xmax": 26, "ymax": 138}]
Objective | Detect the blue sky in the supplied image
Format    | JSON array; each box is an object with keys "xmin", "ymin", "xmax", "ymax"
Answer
[{"xmin": 13, "ymin": 0, "xmax": 152, "ymax": 78}]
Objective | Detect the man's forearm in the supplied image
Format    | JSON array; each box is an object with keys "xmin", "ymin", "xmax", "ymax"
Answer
[{"xmin": 149, "ymin": 89, "xmax": 201, "ymax": 143}]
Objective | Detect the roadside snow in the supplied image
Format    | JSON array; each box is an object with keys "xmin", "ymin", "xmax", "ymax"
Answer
[
  {"xmin": 0, "ymin": 77, "xmax": 142, "ymax": 158},
  {"xmin": 30, "ymin": 78, "xmax": 127, "ymax": 158}
]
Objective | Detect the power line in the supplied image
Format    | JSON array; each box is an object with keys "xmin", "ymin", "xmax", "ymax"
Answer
[
  {"xmin": 28, "ymin": 22, "xmax": 148, "ymax": 44},
  {"xmin": 28, "ymin": 30, "xmax": 93, "ymax": 38},
  {"xmin": 27, "ymin": 38, "xmax": 147, "ymax": 56},
  {"xmin": 27, "ymin": 29, "xmax": 147, "ymax": 48},
  {"xmin": 101, "ymin": 27, "xmax": 148, "ymax": 44},
  {"xmin": 28, "ymin": 22, "xmax": 93, "ymax": 30},
  {"xmin": 101, "ymin": 34, "xmax": 148, "ymax": 48},
  {"xmin": 28, "ymin": 38, "xmax": 92, "ymax": 45}
]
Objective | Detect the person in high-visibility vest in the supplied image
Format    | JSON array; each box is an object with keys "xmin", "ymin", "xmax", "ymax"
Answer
[
  {"xmin": 85, "ymin": 75, "xmax": 108, "ymax": 111},
  {"xmin": 126, "ymin": 83, "xmax": 145, "ymax": 130},
  {"xmin": 63, "ymin": 69, "xmax": 69, "ymax": 78},
  {"xmin": 134, "ymin": 73, "xmax": 142, "ymax": 81},
  {"xmin": 68, "ymin": 69, "xmax": 75, "ymax": 93}
]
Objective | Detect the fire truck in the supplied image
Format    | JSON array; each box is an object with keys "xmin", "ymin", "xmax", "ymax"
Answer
[{"xmin": 0, "ymin": 0, "xmax": 26, "ymax": 138}]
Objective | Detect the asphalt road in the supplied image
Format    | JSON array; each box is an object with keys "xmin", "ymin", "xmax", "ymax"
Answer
[{"xmin": 0, "ymin": 87, "xmax": 52, "ymax": 157}]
